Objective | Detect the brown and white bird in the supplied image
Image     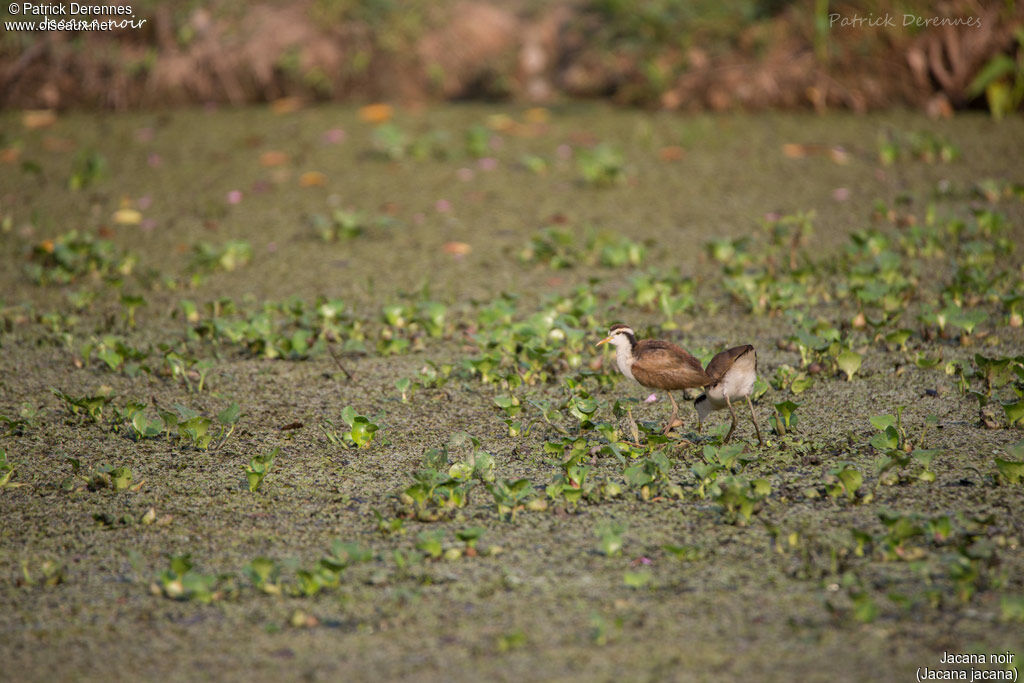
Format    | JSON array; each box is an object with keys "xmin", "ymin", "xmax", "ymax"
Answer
[
  {"xmin": 694, "ymin": 344, "xmax": 763, "ymax": 445},
  {"xmin": 596, "ymin": 323, "xmax": 712, "ymax": 434}
]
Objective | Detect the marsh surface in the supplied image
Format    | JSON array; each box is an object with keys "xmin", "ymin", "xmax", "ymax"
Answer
[{"xmin": 1, "ymin": 104, "xmax": 1023, "ymax": 681}]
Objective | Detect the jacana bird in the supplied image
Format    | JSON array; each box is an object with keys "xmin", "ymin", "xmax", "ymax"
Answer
[
  {"xmin": 694, "ymin": 344, "xmax": 763, "ymax": 445},
  {"xmin": 596, "ymin": 323, "xmax": 712, "ymax": 435}
]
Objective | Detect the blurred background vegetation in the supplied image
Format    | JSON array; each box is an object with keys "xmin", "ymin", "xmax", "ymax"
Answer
[{"xmin": 2, "ymin": 0, "xmax": 1022, "ymax": 116}]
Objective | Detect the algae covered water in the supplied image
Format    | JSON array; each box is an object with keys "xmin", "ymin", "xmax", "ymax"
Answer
[{"xmin": 1, "ymin": 104, "xmax": 1022, "ymax": 680}]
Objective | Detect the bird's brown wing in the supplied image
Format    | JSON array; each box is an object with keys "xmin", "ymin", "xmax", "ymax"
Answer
[
  {"xmin": 631, "ymin": 340, "xmax": 711, "ymax": 390},
  {"xmin": 704, "ymin": 345, "xmax": 755, "ymax": 384}
]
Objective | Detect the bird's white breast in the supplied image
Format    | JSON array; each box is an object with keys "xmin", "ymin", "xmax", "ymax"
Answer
[
  {"xmin": 707, "ymin": 349, "xmax": 756, "ymax": 406},
  {"xmin": 615, "ymin": 344, "xmax": 636, "ymax": 382}
]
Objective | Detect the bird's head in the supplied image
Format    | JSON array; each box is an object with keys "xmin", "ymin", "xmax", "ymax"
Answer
[
  {"xmin": 694, "ymin": 394, "xmax": 712, "ymax": 423},
  {"xmin": 596, "ymin": 323, "xmax": 636, "ymax": 349}
]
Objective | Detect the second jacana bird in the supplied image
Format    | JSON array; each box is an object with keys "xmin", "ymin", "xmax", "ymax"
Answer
[
  {"xmin": 596, "ymin": 323, "xmax": 712, "ymax": 434},
  {"xmin": 694, "ymin": 344, "xmax": 763, "ymax": 446}
]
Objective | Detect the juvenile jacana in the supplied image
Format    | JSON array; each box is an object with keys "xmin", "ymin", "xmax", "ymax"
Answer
[
  {"xmin": 694, "ymin": 344, "xmax": 763, "ymax": 445},
  {"xmin": 596, "ymin": 323, "xmax": 712, "ymax": 434}
]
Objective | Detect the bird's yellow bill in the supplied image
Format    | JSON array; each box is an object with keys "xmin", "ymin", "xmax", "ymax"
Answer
[{"xmin": 596, "ymin": 336, "xmax": 613, "ymax": 347}]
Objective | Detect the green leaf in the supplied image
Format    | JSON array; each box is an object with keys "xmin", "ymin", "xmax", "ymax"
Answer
[
  {"xmin": 911, "ymin": 449, "xmax": 940, "ymax": 469},
  {"xmin": 851, "ymin": 591, "xmax": 878, "ymax": 623},
  {"xmin": 1003, "ymin": 399, "xmax": 1024, "ymax": 427},
  {"xmin": 97, "ymin": 347, "xmax": 123, "ymax": 371},
  {"xmin": 870, "ymin": 414, "xmax": 896, "ymax": 431},
  {"xmin": 349, "ymin": 416, "xmax": 378, "ymax": 448},
  {"xmin": 340, "ymin": 406, "xmax": 357, "ymax": 427},
  {"xmin": 1006, "ymin": 439, "xmax": 1024, "ymax": 460},
  {"xmin": 131, "ymin": 412, "xmax": 163, "ymax": 439},
  {"xmin": 869, "ymin": 426, "xmax": 900, "ymax": 452},
  {"xmin": 110, "ymin": 466, "xmax": 132, "ymax": 491},
  {"xmin": 790, "ymin": 375, "xmax": 814, "ymax": 394},
  {"xmin": 623, "ymin": 570, "xmax": 651, "ymax": 589},
  {"xmin": 455, "ymin": 527, "xmax": 485, "ymax": 547},
  {"xmin": 836, "ymin": 350, "xmax": 862, "ymax": 381},
  {"xmin": 967, "ymin": 54, "xmax": 1016, "ymax": 98},
  {"xmin": 995, "ymin": 458, "xmax": 1024, "ymax": 485},
  {"xmin": 169, "ymin": 554, "xmax": 193, "ymax": 576},
  {"xmin": 217, "ymin": 402, "xmax": 241, "ymax": 425},
  {"xmin": 751, "ymin": 478, "xmax": 772, "ymax": 497}
]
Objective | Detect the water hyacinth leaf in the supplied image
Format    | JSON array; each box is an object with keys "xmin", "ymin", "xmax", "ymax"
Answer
[
  {"xmin": 349, "ymin": 417, "xmax": 378, "ymax": 447},
  {"xmin": 833, "ymin": 465, "xmax": 862, "ymax": 501},
  {"xmin": 169, "ymin": 554, "xmax": 194, "ymax": 577},
  {"xmin": 911, "ymin": 449, "xmax": 940, "ymax": 469},
  {"xmin": 995, "ymin": 458, "xmax": 1024, "ymax": 485},
  {"xmin": 951, "ymin": 309, "xmax": 987, "ymax": 335},
  {"xmin": 837, "ymin": 350, "xmax": 862, "ymax": 381},
  {"xmin": 217, "ymin": 402, "xmax": 241, "ymax": 425},
  {"xmin": 623, "ymin": 570, "xmax": 651, "ymax": 589},
  {"xmin": 1003, "ymin": 399, "xmax": 1024, "ymax": 427},
  {"xmin": 791, "ymin": 375, "xmax": 814, "ymax": 394},
  {"xmin": 771, "ymin": 400, "xmax": 799, "ymax": 434},
  {"xmin": 448, "ymin": 461, "xmax": 474, "ymax": 481},
  {"xmin": 97, "ymin": 347, "xmax": 123, "ymax": 371},
  {"xmin": 244, "ymin": 447, "xmax": 279, "ymax": 492},
  {"xmin": 416, "ymin": 530, "xmax": 444, "ymax": 559},
  {"xmin": 870, "ymin": 415, "xmax": 896, "ymax": 432},
  {"xmin": 456, "ymin": 526, "xmax": 485, "ymax": 548},
  {"xmin": 395, "ymin": 377, "xmax": 412, "ymax": 401},
  {"xmin": 886, "ymin": 329, "xmax": 912, "ymax": 349},
  {"xmin": 870, "ymin": 426, "xmax": 900, "ymax": 452},
  {"xmin": 132, "ymin": 412, "xmax": 163, "ymax": 439},
  {"xmin": 110, "ymin": 466, "xmax": 132, "ymax": 491},
  {"xmin": 595, "ymin": 522, "xmax": 625, "ymax": 557},
  {"xmin": 179, "ymin": 416, "xmax": 213, "ymax": 450},
  {"xmin": 471, "ymin": 451, "xmax": 495, "ymax": 482},
  {"xmin": 1007, "ymin": 440, "xmax": 1024, "ymax": 460},
  {"xmin": 340, "ymin": 406, "xmax": 357, "ymax": 427},
  {"xmin": 851, "ymin": 592, "xmax": 878, "ymax": 623}
]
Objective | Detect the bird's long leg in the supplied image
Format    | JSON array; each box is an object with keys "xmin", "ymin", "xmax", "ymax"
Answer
[
  {"xmin": 724, "ymin": 396, "xmax": 738, "ymax": 443},
  {"xmin": 663, "ymin": 392, "xmax": 681, "ymax": 435},
  {"xmin": 746, "ymin": 395, "xmax": 764, "ymax": 446}
]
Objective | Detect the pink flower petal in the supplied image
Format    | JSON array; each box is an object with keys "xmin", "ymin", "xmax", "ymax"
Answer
[
  {"xmin": 645, "ymin": 393, "xmax": 658, "ymax": 403},
  {"xmin": 226, "ymin": 190, "xmax": 243, "ymax": 205},
  {"xmin": 322, "ymin": 128, "xmax": 346, "ymax": 144},
  {"xmin": 435, "ymin": 199, "xmax": 451, "ymax": 213}
]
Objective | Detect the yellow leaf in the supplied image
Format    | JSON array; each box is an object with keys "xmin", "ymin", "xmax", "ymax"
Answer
[
  {"xmin": 270, "ymin": 97, "xmax": 303, "ymax": 114},
  {"xmin": 299, "ymin": 171, "xmax": 326, "ymax": 187},
  {"xmin": 359, "ymin": 103, "xmax": 393, "ymax": 124},
  {"xmin": 260, "ymin": 151, "xmax": 289, "ymax": 167},
  {"xmin": 524, "ymin": 107, "xmax": 550, "ymax": 124},
  {"xmin": 23, "ymin": 109, "xmax": 57, "ymax": 129},
  {"xmin": 113, "ymin": 208, "xmax": 142, "ymax": 225}
]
